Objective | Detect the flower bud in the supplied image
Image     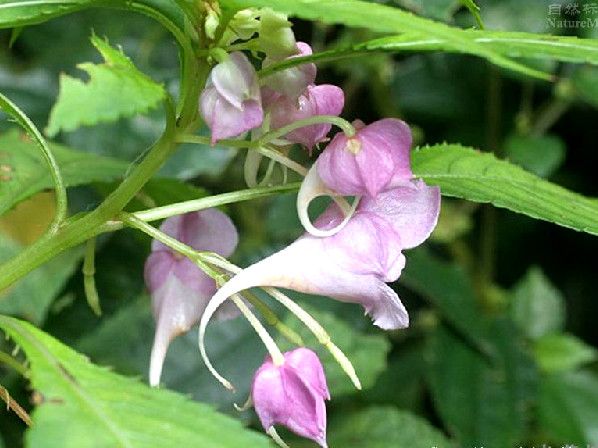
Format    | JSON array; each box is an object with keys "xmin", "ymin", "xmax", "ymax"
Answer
[
  {"xmin": 317, "ymin": 118, "xmax": 413, "ymax": 197},
  {"xmin": 252, "ymin": 348, "xmax": 329, "ymax": 447},
  {"xmin": 258, "ymin": 8, "xmax": 297, "ymax": 59},
  {"xmin": 144, "ymin": 209, "xmax": 238, "ymax": 386},
  {"xmin": 263, "ymin": 42, "xmax": 317, "ymax": 100},
  {"xmin": 200, "ymin": 52, "xmax": 263, "ymax": 143}
]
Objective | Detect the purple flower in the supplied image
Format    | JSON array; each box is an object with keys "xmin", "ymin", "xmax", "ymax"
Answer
[
  {"xmin": 202, "ymin": 181, "xmax": 440, "ymax": 330},
  {"xmin": 269, "ymin": 84, "xmax": 345, "ymax": 152},
  {"xmin": 317, "ymin": 118, "xmax": 413, "ymax": 198},
  {"xmin": 200, "ymin": 52, "xmax": 263, "ymax": 143},
  {"xmin": 252, "ymin": 348, "xmax": 329, "ymax": 447},
  {"xmin": 263, "ymin": 42, "xmax": 317, "ymax": 100},
  {"xmin": 144, "ymin": 209, "xmax": 238, "ymax": 385}
]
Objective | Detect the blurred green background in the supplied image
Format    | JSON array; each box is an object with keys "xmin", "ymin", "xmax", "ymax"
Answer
[{"xmin": 1, "ymin": 0, "xmax": 598, "ymax": 446}]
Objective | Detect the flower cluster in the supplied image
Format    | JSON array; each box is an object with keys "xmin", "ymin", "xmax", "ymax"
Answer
[{"xmin": 144, "ymin": 8, "xmax": 440, "ymax": 448}]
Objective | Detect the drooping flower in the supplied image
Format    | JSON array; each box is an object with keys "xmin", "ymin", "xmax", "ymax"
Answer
[
  {"xmin": 268, "ymin": 84, "xmax": 345, "ymax": 152},
  {"xmin": 144, "ymin": 209, "xmax": 238, "ymax": 386},
  {"xmin": 199, "ymin": 181, "xmax": 440, "ymax": 331},
  {"xmin": 252, "ymin": 348, "xmax": 329, "ymax": 447},
  {"xmin": 263, "ymin": 42, "xmax": 317, "ymax": 101},
  {"xmin": 200, "ymin": 52, "xmax": 263, "ymax": 143},
  {"xmin": 317, "ymin": 118, "xmax": 413, "ymax": 198}
]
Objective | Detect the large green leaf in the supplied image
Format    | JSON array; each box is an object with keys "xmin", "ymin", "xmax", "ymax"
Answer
[
  {"xmin": 0, "ymin": 315, "xmax": 270, "ymax": 448},
  {"xmin": 46, "ymin": 35, "xmax": 165, "ymax": 136},
  {"xmin": 427, "ymin": 319, "xmax": 537, "ymax": 446},
  {"xmin": 276, "ymin": 303, "xmax": 391, "ymax": 396},
  {"xmin": 0, "ymin": 129, "xmax": 128, "ymax": 215},
  {"xmin": 225, "ymin": 0, "xmax": 550, "ymax": 79},
  {"xmin": 262, "ymin": 31, "xmax": 598, "ymax": 78},
  {"xmin": 411, "ymin": 144, "xmax": 598, "ymax": 236},
  {"xmin": 328, "ymin": 406, "xmax": 454, "ymax": 448}
]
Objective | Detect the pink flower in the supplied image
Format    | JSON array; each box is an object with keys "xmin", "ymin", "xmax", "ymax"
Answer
[
  {"xmin": 144, "ymin": 209, "xmax": 238, "ymax": 385},
  {"xmin": 201, "ymin": 181, "xmax": 440, "ymax": 330},
  {"xmin": 200, "ymin": 52, "xmax": 263, "ymax": 143},
  {"xmin": 252, "ymin": 348, "xmax": 329, "ymax": 447},
  {"xmin": 263, "ymin": 42, "xmax": 317, "ymax": 100},
  {"xmin": 317, "ymin": 118, "xmax": 413, "ymax": 197},
  {"xmin": 269, "ymin": 84, "xmax": 344, "ymax": 152}
]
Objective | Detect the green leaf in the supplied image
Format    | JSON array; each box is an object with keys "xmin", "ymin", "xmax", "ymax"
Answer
[
  {"xmin": 262, "ymin": 31, "xmax": 598, "ymax": 79},
  {"xmin": 276, "ymin": 303, "xmax": 391, "ymax": 396},
  {"xmin": 0, "ymin": 315, "xmax": 270, "ymax": 448},
  {"xmin": 76, "ymin": 298, "xmax": 264, "ymax": 411},
  {"xmin": 46, "ymin": 35, "xmax": 165, "ymax": 136},
  {"xmin": 427, "ymin": 319, "xmax": 537, "ymax": 446},
  {"xmin": 0, "ymin": 0, "xmax": 91, "ymax": 28},
  {"xmin": 538, "ymin": 370, "xmax": 598, "ymax": 444},
  {"xmin": 411, "ymin": 144, "xmax": 598, "ymax": 236},
  {"xmin": 533, "ymin": 334, "xmax": 598, "ymax": 374},
  {"xmin": 328, "ymin": 406, "xmax": 454, "ymax": 448},
  {"xmin": 510, "ymin": 267, "xmax": 566, "ymax": 340},
  {"xmin": 0, "ymin": 129, "xmax": 129, "ymax": 215},
  {"xmin": 224, "ymin": 0, "xmax": 548, "ymax": 79},
  {"xmin": 0, "ymin": 232, "xmax": 83, "ymax": 324},
  {"xmin": 504, "ymin": 134, "xmax": 565, "ymax": 178}
]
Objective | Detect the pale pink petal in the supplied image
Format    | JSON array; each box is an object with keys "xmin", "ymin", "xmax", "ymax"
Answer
[
  {"xmin": 360, "ymin": 180, "xmax": 441, "ymax": 250},
  {"xmin": 211, "ymin": 52, "xmax": 259, "ymax": 109}
]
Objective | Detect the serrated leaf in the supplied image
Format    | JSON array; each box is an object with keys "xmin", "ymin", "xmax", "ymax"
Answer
[
  {"xmin": 0, "ymin": 129, "xmax": 129, "ymax": 215},
  {"xmin": 46, "ymin": 35, "xmax": 165, "ymax": 136},
  {"xmin": 411, "ymin": 144, "xmax": 598, "ymax": 236},
  {"xmin": 225, "ymin": 0, "xmax": 553, "ymax": 79},
  {"xmin": 510, "ymin": 267, "xmax": 566, "ymax": 340},
  {"xmin": 0, "ymin": 315, "xmax": 270, "ymax": 448},
  {"xmin": 262, "ymin": 31, "xmax": 598, "ymax": 79},
  {"xmin": 533, "ymin": 334, "xmax": 598, "ymax": 374},
  {"xmin": 538, "ymin": 370, "xmax": 598, "ymax": 444},
  {"xmin": 427, "ymin": 319, "xmax": 537, "ymax": 446},
  {"xmin": 276, "ymin": 303, "xmax": 390, "ymax": 396},
  {"xmin": 328, "ymin": 406, "xmax": 454, "ymax": 448}
]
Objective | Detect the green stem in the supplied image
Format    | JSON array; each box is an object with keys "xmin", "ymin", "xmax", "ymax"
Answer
[
  {"xmin": 120, "ymin": 213, "xmax": 301, "ymax": 346},
  {"xmin": 0, "ymin": 99, "xmax": 177, "ymax": 291},
  {"xmin": 0, "ymin": 351, "xmax": 29, "ymax": 377},
  {"xmin": 0, "ymin": 92, "xmax": 67, "ymax": 233},
  {"xmin": 257, "ymin": 115, "xmax": 356, "ymax": 144},
  {"xmin": 0, "ymin": 384, "xmax": 32, "ymax": 427},
  {"xmin": 102, "ymin": 183, "xmax": 300, "ymax": 231},
  {"xmin": 83, "ymin": 238, "xmax": 102, "ymax": 316},
  {"xmin": 176, "ymin": 134, "xmax": 251, "ymax": 148}
]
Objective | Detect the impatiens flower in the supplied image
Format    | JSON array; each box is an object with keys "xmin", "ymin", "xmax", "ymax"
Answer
[
  {"xmin": 252, "ymin": 348, "xmax": 329, "ymax": 447},
  {"xmin": 269, "ymin": 84, "xmax": 345, "ymax": 152},
  {"xmin": 200, "ymin": 180, "xmax": 440, "ymax": 331},
  {"xmin": 200, "ymin": 52, "xmax": 263, "ymax": 143},
  {"xmin": 144, "ymin": 209, "xmax": 238, "ymax": 386},
  {"xmin": 317, "ymin": 118, "xmax": 413, "ymax": 198},
  {"xmin": 263, "ymin": 42, "xmax": 317, "ymax": 100}
]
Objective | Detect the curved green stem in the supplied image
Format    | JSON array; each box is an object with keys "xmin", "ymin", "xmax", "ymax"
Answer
[
  {"xmin": 257, "ymin": 115, "xmax": 356, "ymax": 145},
  {"xmin": 0, "ymin": 92, "xmax": 67, "ymax": 233}
]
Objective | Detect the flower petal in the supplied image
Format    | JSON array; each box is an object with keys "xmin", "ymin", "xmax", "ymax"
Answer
[
  {"xmin": 360, "ymin": 180, "xmax": 441, "ymax": 250},
  {"xmin": 211, "ymin": 52, "xmax": 259, "ymax": 109}
]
